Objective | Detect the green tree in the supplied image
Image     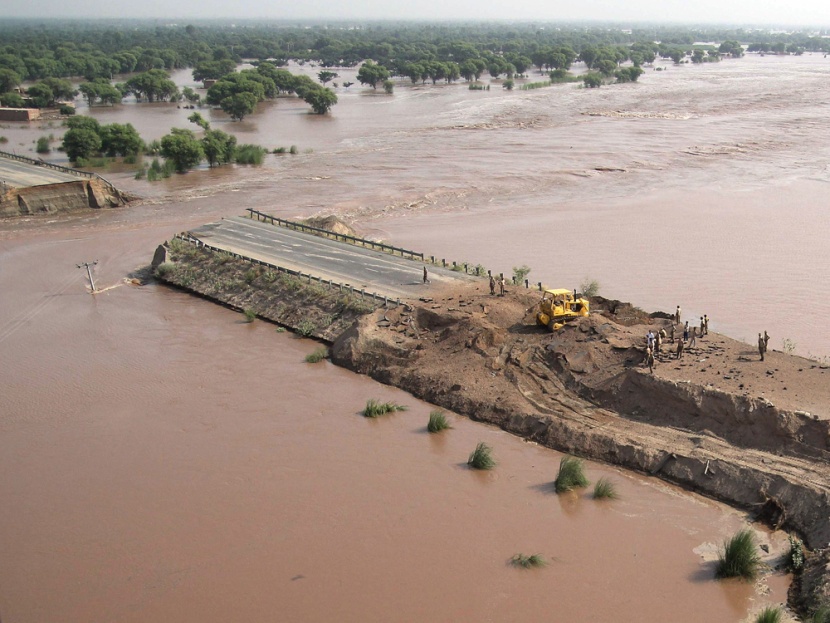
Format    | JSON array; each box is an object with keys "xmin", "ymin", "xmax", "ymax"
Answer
[
  {"xmin": 0, "ymin": 69, "xmax": 21, "ymax": 94},
  {"xmin": 382, "ymin": 79, "xmax": 394, "ymax": 94},
  {"xmin": 40, "ymin": 78, "xmax": 76, "ymax": 101},
  {"xmin": 65, "ymin": 115, "xmax": 101, "ymax": 133},
  {"xmin": 357, "ymin": 60, "xmax": 390, "ymax": 89},
  {"xmin": 193, "ymin": 59, "xmax": 236, "ymax": 82},
  {"xmin": 188, "ymin": 112, "xmax": 211, "ymax": 130},
  {"xmin": 583, "ymin": 73, "xmax": 603, "ymax": 88},
  {"xmin": 317, "ymin": 70, "xmax": 338, "ymax": 85},
  {"xmin": 220, "ymin": 92, "xmax": 258, "ymax": 121},
  {"xmin": 99, "ymin": 123, "xmax": 143, "ymax": 156},
  {"xmin": 201, "ymin": 129, "xmax": 237, "ymax": 167},
  {"xmin": 181, "ymin": 86, "xmax": 201, "ymax": 104},
  {"xmin": 36, "ymin": 136, "xmax": 50, "ymax": 153},
  {"xmin": 126, "ymin": 69, "xmax": 178, "ymax": 102},
  {"xmin": 503, "ymin": 79, "xmax": 514, "ymax": 90},
  {"xmin": 160, "ymin": 128, "xmax": 203, "ymax": 173},
  {"xmin": 63, "ymin": 128, "xmax": 102, "ymax": 162},
  {"xmin": 26, "ymin": 83, "xmax": 54, "ymax": 108},
  {"xmin": 302, "ymin": 86, "xmax": 337, "ymax": 114},
  {"xmin": 0, "ymin": 92, "xmax": 24, "ymax": 108}
]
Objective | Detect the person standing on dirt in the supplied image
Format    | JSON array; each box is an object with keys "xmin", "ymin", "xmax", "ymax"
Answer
[
  {"xmin": 676, "ymin": 337, "xmax": 684, "ymax": 359},
  {"xmin": 683, "ymin": 321, "xmax": 689, "ymax": 342},
  {"xmin": 700, "ymin": 317, "xmax": 705, "ymax": 338},
  {"xmin": 655, "ymin": 331, "xmax": 662, "ymax": 355},
  {"xmin": 704, "ymin": 315, "xmax": 709, "ymax": 335},
  {"xmin": 489, "ymin": 275, "xmax": 496, "ymax": 295},
  {"xmin": 689, "ymin": 326, "xmax": 697, "ymax": 348},
  {"xmin": 646, "ymin": 330, "xmax": 655, "ymax": 351},
  {"xmin": 499, "ymin": 276, "xmax": 505, "ymax": 296},
  {"xmin": 646, "ymin": 347, "xmax": 655, "ymax": 373},
  {"xmin": 423, "ymin": 266, "xmax": 430, "ymax": 284},
  {"xmin": 758, "ymin": 333, "xmax": 766, "ymax": 361},
  {"xmin": 670, "ymin": 324, "xmax": 676, "ymax": 344},
  {"xmin": 675, "ymin": 305, "xmax": 681, "ymax": 325},
  {"xmin": 764, "ymin": 330, "xmax": 770, "ymax": 350}
]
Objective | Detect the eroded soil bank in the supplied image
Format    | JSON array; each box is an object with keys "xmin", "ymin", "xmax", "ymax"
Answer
[
  {"xmin": 0, "ymin": 178, "xmax": 131, "ymax": 217},
  {"xmin": 156, "ymin": 242, "xmax": 830, "ymax": 618}
]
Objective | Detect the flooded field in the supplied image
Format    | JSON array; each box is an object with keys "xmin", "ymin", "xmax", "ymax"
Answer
[{"xmin": 0, "ymin": 53, "xmax": 823, "ymax": 621}]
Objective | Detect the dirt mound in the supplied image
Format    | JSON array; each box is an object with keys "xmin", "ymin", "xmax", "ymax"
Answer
[{"xmin": 303, "ymin": 215, "xmax": 358, "ymax": 237}]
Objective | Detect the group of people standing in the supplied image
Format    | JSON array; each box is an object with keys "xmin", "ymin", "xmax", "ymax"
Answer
[{"xmin": 644, "ymin": 306, "xmax": 710, "ymax": 372}]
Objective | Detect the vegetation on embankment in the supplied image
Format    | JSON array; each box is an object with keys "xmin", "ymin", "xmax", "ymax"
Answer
[{"xmin": 153, "ymin": 238, "xmax": 378, "ymax": 341}]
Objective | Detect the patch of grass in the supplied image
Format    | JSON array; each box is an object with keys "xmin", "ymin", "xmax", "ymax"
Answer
[
  {"xmin": 0, "ymin": 136, "xmax": 7, "ymax": 144},
  {"xmin": 362, "ymin": 399, "xmax": 408, "ymax": 418},
  {"xmin": 296, "ymin": 319, "xmax": 315, "ymax": 337},
  {"xmin": 592, "ymin": 477, "xmax": 618, "ymax": 499},
  {"xmin": 809, "ymin": 604, "xmax": 830, "ymax": 623},
  {"xmin": 244, "ymin": 268, "xmax": 258, "ymax": 284},
  {"xmin": 555, "ymin": 456, "xmax": 589, "ymax": 493},
  {"xmin": 36, "ymin": 136, "xmax": 50, "ymax": 153},
  {"xmin": 243, "ymin": 308, "xmax": 256, "ymax": 322},
  {"xmin": 289, "ymin": 145, "xmax": 298, "ymax": 155},
  {"xmin": 786, "ymin": 535, "xmax": 805, "ymax": 572},
  {"xmin": 755, "ymin": 606, "xmax": 783, "ymax": 623},
  {"xmin": 715, "ymin": 529, "xmax": 761, "ymax": 581},
  {"xmin": 154, "ymin": 262, "xmax": 176, "ymax": 278},
  {"xmin": 234, "ymin": 144, "xmax": 268, "ymax": 165},
  {"xmin": 782, "ymin": 338, "xmax": 797, "ymax": 354},
  {"xmin": 305, "ymin": 347, "xmax": 328, "ymax": 363},
  {"xmin": 275, "ymin": 327, "xmax": 287, "ymax": 333},
  {"xmin": 511, "ymin": 553, "xmax": 547, "ymax": 568},
  {"xmin": 467, "ymin": 442, "xmax": 496, "ymax": 470},
  {"xmin": 427, "ymin": 410, "xmax": 452, "ymax": 433}
]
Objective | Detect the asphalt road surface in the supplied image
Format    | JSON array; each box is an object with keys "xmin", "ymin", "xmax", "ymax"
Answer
[
  {"xmin": 0, "ymin": 157, "xmax": 82, "ymax": 188},
  {"xmin": 189, "ymin": 216, "xmax": 480, "ymax": 300}
]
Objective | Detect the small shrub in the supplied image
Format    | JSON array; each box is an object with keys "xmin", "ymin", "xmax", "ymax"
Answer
[
  {"xmin": 580, "ymin": 277, "xmax": 600, "ymax": 298},
  {"xmin": 36, "ymin": 136, "xmax": 50, "ymax": 153},
  {"xmin": 134, "ymin": 168, "xmax": 145, "ymax": 180},
  {"xmin": 275, "ymin": 327, "xmax": 287, "ymax": 333},
  {"xmin": 512, "ymin": 265, "xmax": 531, "ymax": 284},
  {"xmin": 154, "ymin": 262, "xmax": 176, "ymax": 278},
  {"xmin": 59, "ymin": 105, "xmax": 75, "ymax": 115},
  {"xmin": 787, "ymin": 535, "xmax": 805, "ymax": 572},
  {"xmin": 145, "ymin": 140, "xmax": 161, "ymax": 156},
  {"xmin": 427, "ymin": 410, "xmax": 452, "ymax": 433},
  {"xmin": 715, "ymin": 529, "xmax": 761, "ymax": 581},
  {"xmin": 243, "ymin": 308, "xmax": 256, "ymax": 322},
  {"xmin": 234, "ymin": 144, "xmax": 267, "ymax": 165},
  {"xmin": 782, "ymin": 338, "xmax": 797, "ymax": 354},
  {"xmin": 383, "ymin": 79, "xmax": 394, "ymax": 94},
  {"xmin": 593, "ymin": 477, "xmax": 618, "ymax": 499},
  {"xmin": 146, "ymin": 168, "xmax": 160, "ymax": 182},
  {"xmin": 555, "ymin": 456, "xmax": 589, "ymax": 492},
  {"xmin": 511, "ymin": 553, "xmax": 547, "ymax": 568},
  {"xmin": 363, "ymin": 399, "xmax": 408, "ymax": 418},
  {"xmin": 289, "ymin": 145, "xmax": 298, "ymax": 154},
  {"xmin": 755, "ymin": 606, "xmax": 783, "ymax": 623},
  {"xmin": 468, "ymin": 442, "xmax": 496, "ymax": 470},
  {"xmin": 273, "ymin": 146, "xmax": 287, "ymax": 154},
  {"xmin": 123, "ymin": 154, "xmax": 138, "ymax": 165},
  {"xmin": 305, "ymin": 347, "xmax": 328, "ymax": 363},
  {"xmin": 0, "ymin": 136, "xmax": 8, "ymax": 144},
  {"xmin": 244, "ymin": 268, "xmax": 258, "ymax": 284},
  {"xmin": 296, "ymin": 319, "xmax": 315, "ymax": 337}
]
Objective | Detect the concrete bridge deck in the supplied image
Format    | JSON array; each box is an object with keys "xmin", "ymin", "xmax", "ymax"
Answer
[
  {"xmin": 189, "ymin": 216, "xmax": 479, "ymax": 300},
  {"xmin": 0, "ymin": 157, "xmax": 82, "ymax": 188}
]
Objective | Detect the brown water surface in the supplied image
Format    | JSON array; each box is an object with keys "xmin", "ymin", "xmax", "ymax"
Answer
[{"xmin": 2, "ymin": 53, "xmax": 822, "ymax": 621}]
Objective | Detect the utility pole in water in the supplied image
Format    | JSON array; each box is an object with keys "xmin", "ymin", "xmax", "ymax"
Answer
[{"xmin": 77, "ymin": 260, "xmax": 98, "ymax": 292}]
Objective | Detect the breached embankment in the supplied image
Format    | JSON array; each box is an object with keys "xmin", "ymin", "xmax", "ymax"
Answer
[
  {"xmin": 154, "ymin": 237, "xmax": 830, "ymax": 618},
  {"xmin": 0, "ymin": 178, "xmax": 131, "ymax": 217}
]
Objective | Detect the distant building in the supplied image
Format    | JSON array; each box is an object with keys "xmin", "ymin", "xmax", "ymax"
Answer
[{"xmin": 0, "ymin": 108, "xmax": 40, "ymax": 122}]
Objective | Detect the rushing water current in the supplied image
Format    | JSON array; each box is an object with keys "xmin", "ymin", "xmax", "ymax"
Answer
[{"xmin": 1, "ymin": 53, "xmax": 822, "ymax": 621}]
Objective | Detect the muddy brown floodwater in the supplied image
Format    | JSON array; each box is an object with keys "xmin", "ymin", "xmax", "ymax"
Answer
[{"xmin": 1, "ymin": 53, "xmax": 822, "ymax": 621}]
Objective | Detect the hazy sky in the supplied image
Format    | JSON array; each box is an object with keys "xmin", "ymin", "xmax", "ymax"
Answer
[{"xmin": 4, "ymin": 0, "xmax": 829, "ymax": 27}]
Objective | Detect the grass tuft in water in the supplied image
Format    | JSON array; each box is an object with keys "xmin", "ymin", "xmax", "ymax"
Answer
[
  {"xmin": 467, "ymin": 442, "xmax": 496, "ymax": 470},
  {"xmin": 755, "ymin": 606, "xmax": 783, "ymax": 623},
  {"xmin": 511, "ymin": 553, "xmax": 547, "ymax": 568},
  {"xmin": 715, "ymin": 529, "xmax": 761, "ymax": 581},
  {"xmin": 427, "ymin": 410, "xmax": 452, "ymax": 433},
  {"xmin": 362, "ymin": 399, "xmax": 408, "ymax": 418},
  {"xmin": 554, "ymin": 456, "xmax": 589, "ymax": 493},
  {"xmin": 242, "ymin": 308, "xmax": 256, "ymax": 322},
  {"xmin": 305, "ymin": 347, "xmax": 328, "ymax": 363},
  {"xmin": 592, "ymin": 477, "xmax": 618, "ymax": 499}
]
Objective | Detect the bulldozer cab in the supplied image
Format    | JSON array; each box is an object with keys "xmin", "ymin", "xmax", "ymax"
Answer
[{"xmin": 536, "ymin": 288, "xmax": 589, "ymax": 331}]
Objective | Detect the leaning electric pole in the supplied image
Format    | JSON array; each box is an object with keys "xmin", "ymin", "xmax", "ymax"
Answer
[{"xmin": 77, "ymin": 260, "xmax": 98, "ymax": 292}]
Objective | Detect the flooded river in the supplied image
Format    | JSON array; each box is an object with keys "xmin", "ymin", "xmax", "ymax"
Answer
[{"xmin": 0, "ymin": 53, "xmax": 820, "ymax": 621}]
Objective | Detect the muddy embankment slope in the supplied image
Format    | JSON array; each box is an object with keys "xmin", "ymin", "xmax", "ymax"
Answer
[
  {"xmin": 154, "ymin": 239, "xmax": 830, "ymax": 616},
  {"xmin": 0, "ymin": 178, "xmax": 131, "ymax": 217}
]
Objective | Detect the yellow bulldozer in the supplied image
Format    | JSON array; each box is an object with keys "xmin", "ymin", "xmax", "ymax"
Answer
[{"xmin": 535, "ymin": 288, "xmax": 590, "ymax": 331}]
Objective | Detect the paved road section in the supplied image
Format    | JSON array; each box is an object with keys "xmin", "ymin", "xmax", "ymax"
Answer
[
  {"xmin": 0, "ymin": 158, "xmax": 82, "ymax": 188},
  {"xmin": 189, "ymin": 216, "xmax": 479, "ymax": 300}
]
